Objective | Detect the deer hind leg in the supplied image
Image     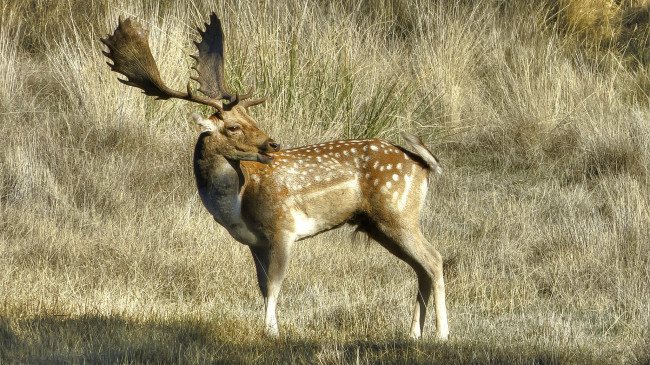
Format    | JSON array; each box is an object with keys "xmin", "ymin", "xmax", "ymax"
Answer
[
  {"xmin": 411, "ymin": 236, "xmax": 448, "ymax": 341},
  {"xmin": 249, "ymin": 239, "xmax": 292, "ymax": 337},
  {"xmin": 367, "ymin": 224, "xmax": 449, "ymax": 340}
]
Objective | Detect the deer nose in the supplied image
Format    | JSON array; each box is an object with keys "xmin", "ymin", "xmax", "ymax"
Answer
[{"xmin": 268, "ymin": 140, "xmax": 280, "ymax": 151}]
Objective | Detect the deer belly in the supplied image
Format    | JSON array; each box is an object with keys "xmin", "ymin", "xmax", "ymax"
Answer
[{"xmin": 285, "ymin": 179, "xmax": 361, "ymax": 239}]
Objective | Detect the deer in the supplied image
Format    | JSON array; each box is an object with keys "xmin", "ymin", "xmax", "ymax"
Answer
[{"xmin": 101, "ymin": 12, "xmax": 449, "ymax": 341}]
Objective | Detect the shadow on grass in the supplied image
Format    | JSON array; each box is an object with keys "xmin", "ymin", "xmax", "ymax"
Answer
[{"xmin": 0, "ymin": 313, "xmax": 632, "ymax": 364}]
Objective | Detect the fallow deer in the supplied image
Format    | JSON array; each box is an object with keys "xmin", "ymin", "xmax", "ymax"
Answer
[{"xmin": 101, "ymin": 13, "xmax": 449, "ymax": 340}]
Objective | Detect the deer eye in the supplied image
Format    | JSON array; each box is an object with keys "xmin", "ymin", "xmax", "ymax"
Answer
[{"xmin": 226, "ymin": 125, "xmax": 240, "ymax": 132}]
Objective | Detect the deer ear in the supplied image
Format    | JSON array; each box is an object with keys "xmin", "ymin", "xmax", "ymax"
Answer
[{"xmin": 191, "ymin": 112, "xmax": 216, "ymax": 132}]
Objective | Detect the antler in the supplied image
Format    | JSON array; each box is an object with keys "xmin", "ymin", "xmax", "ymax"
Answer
[
  {"xmin": 100, "ymin": 13, "xmax": 266, "ymax": 115},
  {"xmin": 191, "ymin": 13, "xmax": 234, "ymax": 102},
  {"xmin": 191, "ymin": 13, "xmax": 267, "ymax": 111}
]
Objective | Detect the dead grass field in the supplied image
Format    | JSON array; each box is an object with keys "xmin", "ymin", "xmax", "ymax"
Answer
[{"xmin": 1, "ymin": 0, "xmax": 648, "ymax": 363}]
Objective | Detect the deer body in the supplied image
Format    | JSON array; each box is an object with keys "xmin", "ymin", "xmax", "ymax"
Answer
[
  {"xmin": 240, "ymin": 139, "xmax": 428, "ymax": 240},
  {"xmin": 196, "ymin": 134, "xmax": 431, "ymax": 246},
  {"xmin": 102, "ymin": 13, "xmax": 449, "ymax": 340}
]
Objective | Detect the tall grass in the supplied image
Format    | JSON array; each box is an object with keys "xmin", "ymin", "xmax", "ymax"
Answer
[{"xmin": 1, "ymin": 0, "xmax": 648, "ymax": 363}]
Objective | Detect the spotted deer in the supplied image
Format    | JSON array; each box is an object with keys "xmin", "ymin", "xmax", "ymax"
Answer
[{"xmin": 101, "ymin": 13, "xmax": 449, "ymax": 340}]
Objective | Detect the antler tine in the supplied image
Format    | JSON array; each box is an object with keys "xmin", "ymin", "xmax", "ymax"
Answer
[
  {"xmin": 223, "ymin": 88, "xmax": 252, "ymax": 111},
  {"xmin": 240, "ymin": 93, "xmax": 268, "ymax": 109},
  {"xmin": 101, "ymin": 16, "xmax": 225, "ymax": 113}
]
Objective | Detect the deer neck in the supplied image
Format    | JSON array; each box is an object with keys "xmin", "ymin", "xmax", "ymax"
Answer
[{"xmin": 193, "ymin": 136, "xmax": 263, "ymax": 246}]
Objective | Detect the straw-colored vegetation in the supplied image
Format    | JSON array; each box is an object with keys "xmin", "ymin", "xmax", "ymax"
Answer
[{"xmin": 1, "ymin": 0, "xmax": 648, "ymax": 363}]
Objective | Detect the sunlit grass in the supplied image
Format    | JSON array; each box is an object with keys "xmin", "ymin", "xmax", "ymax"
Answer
[{"xmin": 1, "ymin": 0, "xmax": 648, "ymax": 363}]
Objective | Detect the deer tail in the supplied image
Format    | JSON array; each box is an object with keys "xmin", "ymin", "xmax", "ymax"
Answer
[{"xmin": 401, "ymin": 133, "xmax": 443, "ymax": 175}]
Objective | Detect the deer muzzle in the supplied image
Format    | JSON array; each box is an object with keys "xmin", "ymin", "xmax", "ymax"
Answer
[{"xmin": 257, "ymin": 139, "xmax": 280, "ymax": 164}]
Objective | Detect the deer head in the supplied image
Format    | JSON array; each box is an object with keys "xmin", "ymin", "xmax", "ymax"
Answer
[{"xmin": 100, "ymin": 13, "xmax": 279, "ymax": 163}]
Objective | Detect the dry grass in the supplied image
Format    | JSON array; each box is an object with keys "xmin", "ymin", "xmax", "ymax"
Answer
[
  {"xmin": 554, "ymin": 0, "xmax": 649, "ymax": 61},
  {"xmin": 1, "ymin": 0, "xmax": 648, "ymax": 363}
]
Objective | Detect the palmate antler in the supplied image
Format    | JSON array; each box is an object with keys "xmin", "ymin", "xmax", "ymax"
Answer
[{"xmin": 100, "ymin": 13, "xmax": 265, "ymax": 115}]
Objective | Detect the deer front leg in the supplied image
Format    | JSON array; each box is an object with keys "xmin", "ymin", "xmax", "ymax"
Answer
[{"xmin": 249, "ymin": 238, "xmax": 292, "ymax": 337}]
